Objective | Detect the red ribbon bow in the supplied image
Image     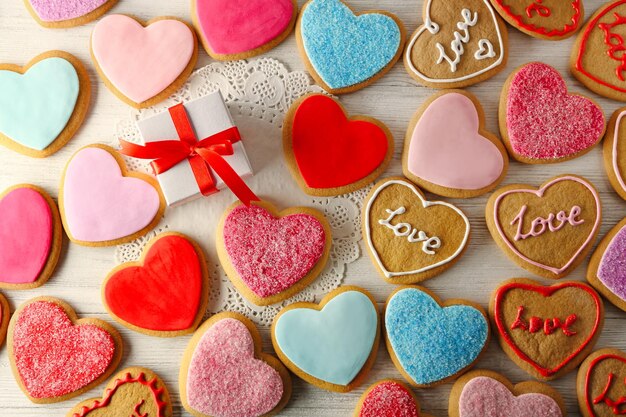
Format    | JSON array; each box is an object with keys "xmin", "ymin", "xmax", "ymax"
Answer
[{"xmin": 119, "ymin": 103, "xmax": 258, "ymax": 205}]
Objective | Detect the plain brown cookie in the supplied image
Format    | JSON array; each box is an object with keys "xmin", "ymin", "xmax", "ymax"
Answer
[
  {"xmin": 0, "ymin": 292, "xmax": 9, "ymax": 347},
  {"xmin": 603, "ymin": 107, "xmax": 626, "ymax": 200},
  {"xmin": 577, "ymin": 348, "xmax": 626, "ymax": 417}
]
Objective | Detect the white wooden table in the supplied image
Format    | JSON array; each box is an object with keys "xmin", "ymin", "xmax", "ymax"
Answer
[{"xmin": 0, "ymin": 0, "xmax": 624, "ymax": 416}]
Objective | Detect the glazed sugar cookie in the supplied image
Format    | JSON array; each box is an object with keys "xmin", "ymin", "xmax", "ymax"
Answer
[
  {"xmin": 385, "ymin": 286, "xmax": 489, "ymax": 387},
  {"xmin": 355, "ymin": 380, "xmax": 434, "ymax": 417},
  {"xmin": 217, "ymin": 200, "xmax": 331, "ymax": 306},
  {"xmin": 0, "ymin": 292, "xmax": 8, "ymax": 346},
  {"xmin": 103, "ymin": 233, "xmax": 209, "ymax": 337},
  {"xmin": 60, "ymin": 144, "xmax": 165, "ymax": 247},
  {"xmin": 402, "ymin": 90, "xmax": 508, "ymax": 198},
  {"xmin": 603, "ymin": 107, "xmax": 626, "ymax": 200},
  {"xmin": 67, "ymin": 367, "xmax": 172, "ymax": 417},
  {"xmin": 404, "ymin": 0, "xmax": 508, "ymax": 89},
  {"xmin": 363, "ymin": 177, "xmax": 470, "ymax": 284},
  {"xmin": 449, "ymin": 369, "xmax": 565, "ymax": 417},
  {"xmin": 91, "ymin": 14, "xmax": 198, "ymax": 109},
  {"xmin": 577, "ymin": 348, "xmax": 626, "ymax": 417},
  {"xmin": 490, "ymin": 0, "xmax": 584, "ymax": 40},
  {"xmin": 296, "ymin": 0, "xmax": 406, "ymax": 94},
  {"xmin": 486, "ymin": 174, "xmax": 601, "ymax": 279},
  {"xmin": 271, "ymin": 286, "xmax": 379, "ymax": 393},
  {"xmin": 8, "ymin": 297, "xmax": 123, "ymax": 403},
  {"xmin": 500, "ymin": 62, "xmax": 605, "ymax": 164},
  {"xmin": 490, "ymin": 278, "xmax": 604, "ymax": 381},
  {"xmin": 24, "ymin": 0, "xmax": 118, "ymax": 28},
  {"xmin": 0, "ymin": 185, "xmax": 62, "ymax": 289},
  {"xmin": 180, "ymin": 312, "xmax": 291, "ymax": 417},
  {"xmin": 192, "ymin": 0, "xmax": 297, "ymax": 60},
  {"xmin": 0, "ymin": 51, "xmax": 90, "ymax": 157},
  {"xmin": 283, "ymin": 94, "xmax": 394, "ymax": 196}
]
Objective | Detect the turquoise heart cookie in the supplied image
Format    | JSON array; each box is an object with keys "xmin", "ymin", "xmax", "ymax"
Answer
[
  {"xmin": 0, "ymin": 57, "xmax": 79, "ymax": 151},
  {"xmin": 385, "ymin": 287, "xmax": 489, "ymax": 386},
  {"xmin": 299, "ymin": 0, "xmax": 402, "ymax": 91},
  {"xmin": 273, "ymin": 289, "xmax": 378, "ymax": 387}
]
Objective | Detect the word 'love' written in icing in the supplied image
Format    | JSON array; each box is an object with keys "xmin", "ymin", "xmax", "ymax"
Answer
[
  {"xmin": 510, "ymin": 306, "xmax": 577, "ymax": 336},
  {"xmin": 379, "ymin": 207, "xmax": 441, "ymax": 255},
  {"xmin": 594, "ymin": 372, "xmax": 626, "ymax": 414},
  {"xmin": 510, "ymin": 205, "xmax": 584, "ymax": 241}
]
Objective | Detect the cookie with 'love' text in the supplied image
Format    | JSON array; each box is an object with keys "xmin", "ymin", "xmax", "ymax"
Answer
[{"xmin": 577, "ymin": 348, "xmax": 626, "ymax": 417}]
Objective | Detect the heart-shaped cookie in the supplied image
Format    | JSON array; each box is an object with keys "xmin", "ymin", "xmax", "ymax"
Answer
[
  {"xmin": 297, "ymin": 0, "xmax": 405, "ymax": 94},
  {"xmin": 450, "ymin": 370, "xmax": 565, "ymax": 417},
  {"xmin": 490, "ymin": 0, "xmax": 583, "ymax": 40},
  {"xmin": 578, "ymin": 348, "xmax": 626, "ymax": 417},
  {"xmin": 192, "ymin": 0, "xmax": 297, "ymax": 60},
  {"xmin": 363, "ymin": 177, "xmax": 470, "ymax": 284},
  {"xmin": 8, "ymin": 297, "xmax": 123, "ymax": 403},
  {"xmin": 588, "ymin": 217, "xmax": 626, "ymax": 312},
  {"xmin": 501, "ymin": 62, "xmax": 605, "ymax": 163},
  {"xmin": 0, "ymin": 185, "xmax": 62, "ymax": 289},
  {"xmin": 91, "ymin": 15, "xmax": 198, "ymax": 108},
  {"xmin": 284, "ymin": 94, "xmax": 394, "ymax": 196},
  {"xmin": 486, "ymin": 174, "xmax": 601, "ymax": 279},
  {"xmin": 272, "ymin": 286, "xmax": 379, "ymax": 392},
  {"xmin": 60, "ymin": 145, "xmax": 164, "ymax": 247},
  {"xmin": 0, "ymin": 51, "xmax": 90, "ymax": 157},
  {"xmin": 603, "ymin": 107, "xmax": 626, "ymax": 200},
  {"xmin": 180, "ymin": 312, "xmax": 291, "ymax": 417},
  {"xmin": 25, "ymin": 0, "xmax": 118, "ymax": 28},
  {"xmin": 0, "ymin": 292, "xmax": 8, "ymax": 347},
  {"xmin": 67, "ymin": 367, "xmax": 172, "ymax": 417},
  {"xmin": 103, "ymin": 233, "xmax": 209, "ymax": 337},
  {"xmin": 404, "ymin": 0, "xmax": 508, "ymax": 88},
  {"xmin": 403, "ymin": 90, "xmax": 508, "ymax": 198},
  {"xmin": 490, "ymin": 279, "xmax": 604, "ymax": 380},
  {"xmin": 385, "ymin": 286, "xmax": 489, "ymax": 387},
  {"xmin": 356, "ymin": 380, "xmax": 433, "ymax": 417},
  {"xmin": 217, "ymin": 200, "xmax": 331, "ymax": 306}
]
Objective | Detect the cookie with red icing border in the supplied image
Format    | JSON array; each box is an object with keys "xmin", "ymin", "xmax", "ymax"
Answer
[
  {"xmin": 0, "ymin": 292, "xmax": 9, "ymax": 347},
  {"xmin": 577, "ymin": 348, "xmax": 626, "ymax": 417},
  {"xmin": 24, "ymin": 0, "xmax": 118, "ymax": 28},
  {"xmin": 103, "ymin": 232, "xmax": 209, "ymax": 337},
  {"xmin": 354, "ymin": 379, "xmax": 434, "ymax": 417},
  {"xmin": 66, "ymin": 367, "xmax": 172, "ymax": 417},
  {"xmin": 490, "ymin": 278, "xmax": 604, "ymax": 381}
]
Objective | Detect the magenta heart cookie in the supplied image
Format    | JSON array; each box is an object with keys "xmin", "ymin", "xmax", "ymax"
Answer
[
  {"xmin": 26, "ymin": 0, "xmax": 118, "ymax": 28},
  {"xmin": 193, "ymin": 0, "xmax": 296, "ymax": 60},
  {"xmin": 501, "ymin": 62, "xmax": 605, "ymax": 163},
  {"xmin": 218, "ymin": 201, "xmax": 331, "ymax": 306},
  {"xmin": 181, "ymin": 314, "xmax": 289, "ymax": 417},
  {"xmin": 403, "ymin": 91, "xmax": 508, "ymax": 198},
  {"xmin": 60, "ymin": 145, "xmax": 163, "ymax": 246}
]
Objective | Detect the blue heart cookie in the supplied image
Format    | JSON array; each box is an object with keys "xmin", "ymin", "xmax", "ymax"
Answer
[
  {"xmin": 299, "ymin": 0, "xmax": 403, "ymax": 91},
  {"xmin": 385, "ymin": 287, "xmax": 489, "ymax": 386}
]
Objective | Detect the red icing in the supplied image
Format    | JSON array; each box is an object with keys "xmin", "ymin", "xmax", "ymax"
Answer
[
  {"xmin": 290, "ymin": 94, "xmax": 389, "ymax": 189},
  {"xmin": 493, "ymin": 282, "xmax": 602, "ymax": 377},
  {"xmin": 359, "ymin": 381, "xmax": 420, "ymax": 417},
  {"xmin": 104, "ymin": 234, "xmax": 204, "ymax": 332},
  {"xmin": 493, "ymin": 0, "xmax": 581, "ymax": 37},
  {"xmin": 510, "ymin": 306, "xmax": 577, "ymax": 336},
  {"xmin": 12, "ymin": 301, "xmax": 116, "ymax": 398},
  {"xmin": 585, "ymin": 354, "xmax": 626, "ymax": 416}
]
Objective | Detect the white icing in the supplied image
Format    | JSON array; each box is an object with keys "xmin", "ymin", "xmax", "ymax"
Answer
[
  {"xmin": 612, "ymin": 110, "xmax": 626, "ymax": 193},
  {"xmin": 435, "ymin": 9, "xmax": 478, "ymax": 72},
  {"xmin": 474, "ymin": 39, "xmax": 496, "ymax": 60},
  {"xmin": 378, "ymin": 207, "xmax": 442, "ymax": 255}
]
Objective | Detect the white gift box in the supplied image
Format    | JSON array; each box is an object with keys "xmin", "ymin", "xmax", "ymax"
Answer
[{"xmin": 136, "ymin": 91, "xmax": 253, "ymax": 206}]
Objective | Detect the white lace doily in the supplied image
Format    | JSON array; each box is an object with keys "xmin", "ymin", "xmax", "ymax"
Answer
[{"xmin": 113, "ymin": 58, "xmax": 368, "ymax": 326}]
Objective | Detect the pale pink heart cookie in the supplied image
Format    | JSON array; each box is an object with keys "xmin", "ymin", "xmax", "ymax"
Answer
[
  {"xmin": 60, "ymin": 145, "xmax": 164, "ymax": 247},
  {"xmin": 91, "ymin": 14, "xmax": 197, "ymax": 108},
  {"xmin": 25, "ymin": 0, "xmax": 118, "ymax": 28},
  {"xmin": 217, "ymin": 201, "xmax": 331, "ymax": 306},
  {"xmin": 500, "ymin": 62, "xmax": 605, "ymax": 164}
]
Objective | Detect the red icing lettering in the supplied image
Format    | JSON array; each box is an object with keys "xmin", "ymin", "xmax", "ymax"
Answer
[
  {"xmin": 594, "ymin": 372, "xmax": 626, "ymax": 414},
  {"xmin": 599, "ymin": 13, "xmax": 626, "ymax": 82},
  {"xmin": 511, "ymin": 205, "xmax": 584, "ymax": 241},
  {"xmin": 510, "ymin": 306, "xmax": 577, "ymax": 336},
  {"xmin": 526, "ymin": 1, "xmax": 551, "ymax": 18}
]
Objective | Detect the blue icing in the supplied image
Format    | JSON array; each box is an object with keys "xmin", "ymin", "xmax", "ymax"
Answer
[
  {"xmin": 300, "ymin": 0, "xmax": 401, "ymax": 89},
  {"xmin": 385, "ymin": 288, "xmax": 488, "ymax": 385},
  {"xmin": 0, "ymin": 57, "xmax": 79, "ymax": 151},
  {"xmin": 274, "ymin": 290, "xmax": 378, "ymax": 386}
]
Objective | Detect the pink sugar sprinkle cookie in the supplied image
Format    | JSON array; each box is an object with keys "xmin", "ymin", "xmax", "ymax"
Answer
[
  {"xmin": 354, "ymin": 379, "xmax": 434, "ymax": 417},
  {"xmin": 499, "ymin": 62, "xmax": 606, "ymax": 164},
  {"xmin": 217, "ymin": 200, "xmax": 332, "ymax": 306},
  {"xmin": 179, "ymin": 312, "xmax": 291, "ymax": 417},
  {"xmin": 24, "ymin": 0, "xmax": 118, "ymax": 28},
  {"xmin": 7, "ymin": 297, "xmax": 123, "ymax": 404}
]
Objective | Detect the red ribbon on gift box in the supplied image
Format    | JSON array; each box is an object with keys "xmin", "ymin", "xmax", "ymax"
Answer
[{"xmin": 119, "ymin": 103, "xmax": 259, "ymax": 206}]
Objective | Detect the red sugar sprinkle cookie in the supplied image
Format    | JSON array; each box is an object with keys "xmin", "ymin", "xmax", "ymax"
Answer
[{"xmin": 354, "ymin": 379, "xmax": 433, "ymax": 417}]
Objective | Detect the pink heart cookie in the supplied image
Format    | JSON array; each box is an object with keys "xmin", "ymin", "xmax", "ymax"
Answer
[
  {"xmin": 60, "ymin": 145, "xmax": 163, "ymax": 246},
  {"xmin": 26, "ymin": 0, "xmax": 117, "ymax": 28},
  {"xmin": 501, "ymin": 62, "xmax": 605, "ymax": 163},
  {"xmin": 404, "ymin": 91, "xmax": 507, "ymax": 198},
  {"xmin": 91, "ymin": 14, "xmax": 197, "ymax": 108}
]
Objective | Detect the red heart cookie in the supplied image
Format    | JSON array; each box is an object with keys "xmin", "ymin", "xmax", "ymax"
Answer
[
  {"xmin": 283, "ymin": 93, "xmax": 394, "ymax": 196},
  {"xmin": 578, "ymin": 348, "xmax": 626, "ymax": 417},
  {"xmin": 103, "ymin": 233, "xmax": 209, "ymax": 337},
  {"xmin": 356, "ymin": 380, "xmax": 430, "ymax": 417},
  {"xmin": 8, "ymin": 297, "xmax": 122, "ymax": 403}
]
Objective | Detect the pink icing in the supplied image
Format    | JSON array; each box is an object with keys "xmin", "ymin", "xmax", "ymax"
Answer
[
  {"xmin": 91, "ymin": 15, "xmax": 195, "ymax": 104},
  {"xmin": 407, "ymin": 93, "xmax": 504, "ymax": 190},
  {"xmin": 223, "ymin": 204, "xmax": 326, "ymax": 298},
  {"xmin": 28, "ymin": 0, "xmax": 109, "ymax": 22},
  {"xmin": 195, "ymin": 0, "xmax": 294, "ymax": 55},
  {"xmin": 62, "ymin": 147, "xmax": 161, "ymax": 243},
  {"xmin": 360, "ymin": 381, "xmax": 420, "ymax": 417},
  {"xmin": 459, "ymin": 376, "xmax": 562, "ymax": 417},
  {"xmin": 0, "ymin": 187, "xmax": 52, "ymax": 284},
  {"xmin": 186, "ymin": 318, "xmax": 283, "ymax": 417},
  {"xmin": 506, "ymin": 62, "xmax": 605, "ymax": 160},
  {"xmin": 12, "ymin": 301, "xmax": 116, "ymax": 399}
]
